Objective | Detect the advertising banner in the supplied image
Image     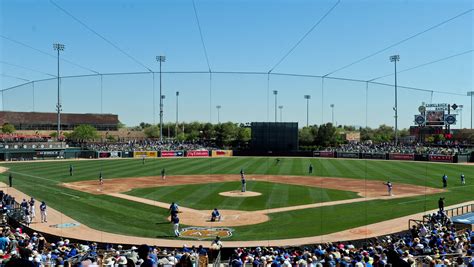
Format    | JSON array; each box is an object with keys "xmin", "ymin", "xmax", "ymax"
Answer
[
  {"xmin": 133, "ymin": 151, "xmax": 158, "ymax": 158},
  {"xmin": 389, "ymin": 153, "xmax": 415, "ymax": 161},
  {"xmin": 36, "ymin": 150, "xmax": 61, "ymax": 157},
  {"xmin": 98, "ymin": 151, "xmax": 122, "ymax": 158},
  {"xmin": 429, "ymin": 155, "xmax": 453, "ymax": 163},
  {"xmin": 161, "ymin": 151, "xmax": 184, "ymax": 158},
  {"xmin": 211, "ymin": 150, "xmax": 233, "ymax": 157},
  {"xmin": 186, "ymin": 150, "xmax": 210, "ymax": 157},
  {"xmin": 361, "ymin": 153, "xmax": 386, "ymax": 160},
  {"xmin": 313, "ymin": 151, "xmax": 335, "ymax": 158},
  {"xmin": 337, "ymin": 152, "xmax": 359, "ymax": 159}
]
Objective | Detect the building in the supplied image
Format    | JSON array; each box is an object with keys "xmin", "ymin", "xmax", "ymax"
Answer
[
  {"xmin": 0, "ymin": 111, "xmax": 119, "ymax": 131},
  {"xmin": 342, "ymin": 131, "xmax": 361, "ymax": 142}
]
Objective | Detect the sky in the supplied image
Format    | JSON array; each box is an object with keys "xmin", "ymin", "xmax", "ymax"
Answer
[{"xmin": 0, "ymin": 0, "xmax": 472, "ymax": 129}]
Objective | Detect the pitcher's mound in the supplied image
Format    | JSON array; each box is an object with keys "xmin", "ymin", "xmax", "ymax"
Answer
[{"xmin": 219, "ymin": 191, "xmax": 261, "ymax": 197}]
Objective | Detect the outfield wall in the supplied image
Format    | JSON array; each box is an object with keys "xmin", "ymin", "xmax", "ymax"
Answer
[
  {"xmin": 312, "ymin": 151, "xmax": 464, "ymax": 163},
  {"xmin": 1, "ymin": 148, "xmax": 472, "ymax": 163}
]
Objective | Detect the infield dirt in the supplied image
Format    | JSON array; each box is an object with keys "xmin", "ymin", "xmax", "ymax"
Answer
[{"xmin": 62, "ymin": 174, "xmax": 443, "ymax": 227}]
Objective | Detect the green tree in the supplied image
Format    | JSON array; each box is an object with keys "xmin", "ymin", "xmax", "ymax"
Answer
[
  {"xmin": 106, "ymin": 134, "xmax": 117, "ymax": 142},
  {"xmin": 316, "ymin": 123, "xmax": 338, "ymax": 147},
  {"xmin": 139, "ymin": 122, "xmax": 151, "ymax": 129},
  {"xmin": 215, "ymin": 122, "xmax": 237, "ymax": 147},
  {"xmin": 299, "ymin": 127, "xmax": 314, "ymax": 146},
  {"xmin": 143, "ymin": 126, "xmax": 160, "ymax": 138},
  {"xmin": 69, "ymin": 125, "xmax": 99, "ymax": 142},
  {"xmin": 233, "ymin": 126, "xmax": 251, "ymax": 149},
  {"xmin": 372, "ymin": 124, "xmax": 394, "ymax": 143},
  {"xmin": 1, "ymin": 123, "xmax": 15, "ymax": 134}
]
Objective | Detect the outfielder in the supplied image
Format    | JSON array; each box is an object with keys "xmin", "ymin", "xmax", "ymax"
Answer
[
  {"xmin": 461, "ymin": 173, "xmax": 465, "ymax": 185},
  {"xmin": 309, "ymin": 164, "xmax": 313, "ymax": 174},
  {"xmin": 69, "ymin": 164, "xmax": 74, "ymax": 176}
]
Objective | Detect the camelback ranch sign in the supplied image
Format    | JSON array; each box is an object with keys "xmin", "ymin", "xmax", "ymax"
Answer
[{"xmin": 180, "ymin": 227, "xmax": 233, "ymax": 240}]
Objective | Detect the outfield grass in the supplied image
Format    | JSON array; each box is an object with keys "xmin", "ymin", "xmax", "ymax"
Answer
[
  {"xmin": 126, "ymin": 181, "xmax": 359, "ymax": 211},
  {"xmin": 0, "ymin": 157, "xmax": 472, "ymax": 240}
]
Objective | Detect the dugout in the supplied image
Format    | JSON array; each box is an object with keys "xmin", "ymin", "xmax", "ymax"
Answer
[{"xmin": 250, "ymin": 122, "xmax": 298, "ymax": 152}]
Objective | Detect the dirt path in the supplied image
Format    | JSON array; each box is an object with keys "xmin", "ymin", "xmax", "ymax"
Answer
[{"xmin": 62, "ymin": 174, "xmax": 443, "ymax": 198}]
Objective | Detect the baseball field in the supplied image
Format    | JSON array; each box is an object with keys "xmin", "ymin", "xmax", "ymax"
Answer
[{"xmin": 0, "ymin": 157, "xmax": 473, "ymax": 244}]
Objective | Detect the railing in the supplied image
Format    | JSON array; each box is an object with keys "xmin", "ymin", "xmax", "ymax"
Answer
[
  {"xmin": 422, "ymin": 203, "xmax": 474, "ymax": 222},
  {"xmin": 213, "ymin": 250, "xmax": 222, "ymax": 267},
  {"xmin": 409, "ymin": 204, "xmax": 474, "ymax": 231}
]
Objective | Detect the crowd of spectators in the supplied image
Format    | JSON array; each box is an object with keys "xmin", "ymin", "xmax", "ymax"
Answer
[
  {"xmin": 1, "ymin": 200, "xmax": 471, "ymax": 266},
  {"xmin": 323, "ymin": 142, "xmax": 470, "ymax": 156},
  {"xmin": 228, "ymin": 218, "xmax": 474, "ymax": 266},
  {"xmin": 0, "ymin": 225, "xmax": 214, "ymax": 267},
  {"xmin": 85, "ymin": 140, "xmax": 217, "ymax": 152}
]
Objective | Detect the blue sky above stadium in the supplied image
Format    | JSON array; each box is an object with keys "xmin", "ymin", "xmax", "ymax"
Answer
[{"xmin": 0, "ymin": 0, "xmax": 472, "ymax": 128}]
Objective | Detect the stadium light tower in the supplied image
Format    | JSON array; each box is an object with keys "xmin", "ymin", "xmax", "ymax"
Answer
[
  {"xmin": 273, "ymin": 90, "xmax": 278, "ymax": 123},
  {"xmin": 156, "ymin": 55, "xmax": 166, "ymax": 142},
  {"xmin": 330, "ymin": 104, "xmax": 335, "ymax": 125},
  {"xmin": 468, "ymin": 91, "xmax": 474, "ymax": 129},
  {"xmin": 278, "ymin": 105, "xmax": 283, "ymax": 122},
  {"xmin": 304, "ymin": 95, "xmax": 311, "ymax": 127},
  {"xmin": 390, "ymin": 55, "xmax": 400, "ymax": 146},
  {"xmin": 53, "ymin": 43, "xmax": 65, "ymax": 140},
  {"xmin": 175, "ymin": 91, "xmax": 179, "ymax": 138},
  {"xmin": 216, "ymin": 105, "xmax": 222, "ymax": 124}
]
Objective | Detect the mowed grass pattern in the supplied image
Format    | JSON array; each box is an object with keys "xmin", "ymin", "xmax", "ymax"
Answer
[
  {"xmin": 126, "ymin": 181, "xmax": 359, "ymax": 211},
  {"xmin": 0, "ymin": 157, "xmax": 473, "ymax": 240}
]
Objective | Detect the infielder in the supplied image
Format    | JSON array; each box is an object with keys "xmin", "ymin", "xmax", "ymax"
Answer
[
  {"xmin": 383, "ymin": 180, "xmax": 393, "ymax": 196},
  {"xmin": 8, "ymin": 173, "xmax": 12, "ymax": 187},
  {"xmin": 69, "ymin": 164, "xmax": 74, "ymax": 176},
  {"xmin": 40, "ymin": 201, "xmax": 47, "ymax": 223},
  {"xmin": 241, "ymin": 174, "xmax": 246, "ymax": 192},
  {"xmin": 461, "ymin": 173, "xmax": 465, "ymax": 185},
  {"xmin": 99, "ymin": 172, "xmax": 104, "ymax": 185},
  {"xmin": 161, "ymin": 168, "xmax": 166, "ymax": 180}
]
